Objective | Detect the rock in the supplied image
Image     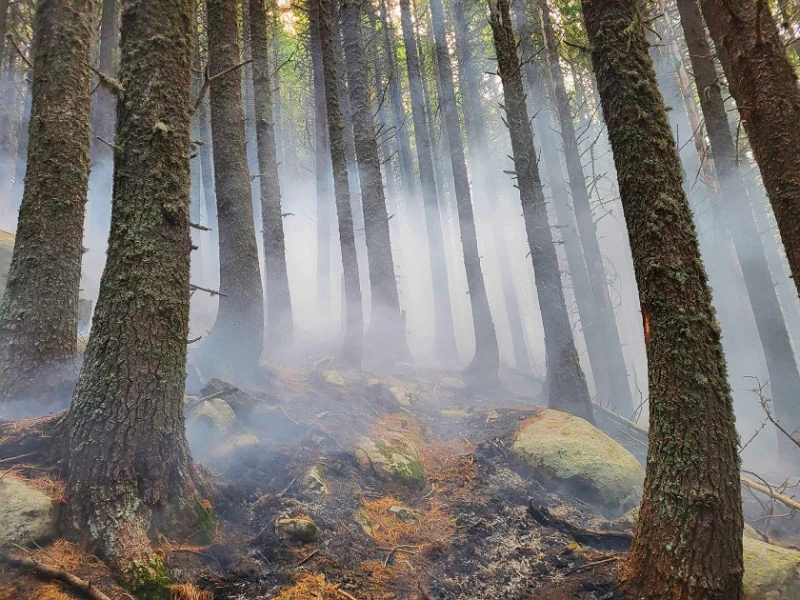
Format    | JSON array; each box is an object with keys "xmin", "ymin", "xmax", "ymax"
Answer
[
  {"xmin": 0, "ymin": 474, "xmax": 57, "ymax": 545},
  {"xmin": 511, "ymin": 409, "xmax": 644, "ymax": 509},
  {"xmin": 389, "ymin": 386, "xmax": 421, "ymax": 407},
  {"xmin": 214, "ymin": 434, "xmax": 261, "ymax": 460},
  {"xmin": 275, "ymin": 516, "xmax": 319, "ymax": 543},
  {"xmin": 320, "ymin": 369, "xmax": 345, "ymax": 387},
  {"xmin": 356, "ymin": 511, "xmax": 373, "ymax": 536},
  {"xmin": 355, "ymin": 434, "xmax": 426, "ymax": 490},
  {"xmin": 187, "ymin": 397, "xmax": 237, "ymax": 436},
  {"xmin": 302, "ymin": 466, "xmax": 329, "ymax": 496},
  {"xmin": 744, "ymin": 536, "xmax": 800, "ymax": 599},
  {"xmin": 389, "ymin": 505, "xmax": 417, "ymax": 523},
  {"xmin": 440, "ymin": 377, "xmax": 466, "ymax": 390}
]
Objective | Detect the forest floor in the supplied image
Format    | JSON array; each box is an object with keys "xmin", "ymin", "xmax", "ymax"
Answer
[{"xmin": 0, "ymin": 361, "xmax": 795, "ymax": 599}]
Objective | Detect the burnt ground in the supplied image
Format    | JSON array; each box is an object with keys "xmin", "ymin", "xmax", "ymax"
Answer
[{"xmin": 0, "ymin": 362, "xmax": 794, "ymax": 599}]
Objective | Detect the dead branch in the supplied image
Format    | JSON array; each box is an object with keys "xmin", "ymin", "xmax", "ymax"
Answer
[
  {"xmin": 417, "ymin": 582, "xmax": 435, "ymax": 600},
  {"xmin": 526, "ymin": 502, "xmax": 633, "ymax": 551},
  {"xmin": 190, "ymin": 222, "xmax": 211, "ymax": 231},
  {"xmin": 5, "ymin": 35, "xmax": 32, "ymax": 70},
  {"xmin": 566, "ymin": 555, "xmax": 620, "ymax": 574},
  {"xmin": 190, "ymin": 284, "xmax": 228, "ymax": 298},
  {"xmin": 192, "ymin": 59, "xmax": 254, "ymax": 114},
  {"xmin": 297, "ymin": 549, "xmax": 319, "ymax": 566},
  {"xmin": 0, "ymin": 411, "xmax": 67, "ymax": 466},
  {"xmin": 741, "ymin": 476, "xmax": 800, "ymax": 513},
  {"xmin": 0, "ymin": 547, "xmax": 113, "ymax": 600}
]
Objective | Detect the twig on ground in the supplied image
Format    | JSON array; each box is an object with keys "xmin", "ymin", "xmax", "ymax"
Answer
[
  {"xmin": 297, "ymin": 549, "xmax": 319, "ymax": 566},
  {"xmin": 566, "ymin": 555, "xmax": 620, "ymax": 574}
]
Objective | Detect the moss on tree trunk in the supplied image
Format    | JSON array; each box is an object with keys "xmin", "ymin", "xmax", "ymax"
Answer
[
  {"xmin": 65, "ymin": 0, "xmax": 210, "ymax": 596},
  {"xmin": 581, "ymin": 0, "xmax": 744, "ymax": 596},
  {"xmin": 0, "ymin": 0, "xmax": 94, "ymax": 403}
]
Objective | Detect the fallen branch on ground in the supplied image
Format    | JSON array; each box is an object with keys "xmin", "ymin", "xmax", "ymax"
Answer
[
  {"xmin": 0, "ymin": 547, "xmax": 112, "ymax": 600},
  {"xmin": 526, "ymin": 502, "xmax": 633, "ymax": 551},
  {"xmin": 741, "ymin": 476, "xmax": 800, "ymax": 513}
]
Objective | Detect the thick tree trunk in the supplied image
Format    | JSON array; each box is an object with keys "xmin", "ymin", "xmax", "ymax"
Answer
[
  {"xmin": 488, "ymin": 0, "xmax": 594, "ymax": 423},
  {"xmin": 91, "ymin": 0, "xmax": 119, "ymax": 164},
  {"xmin": 677, "ymin": 0, "xmax": 800, "ymax": 465},
  {"xmin": 581, "ymin": 0, "xmax": 744, "ymax": 596},
  {"xmin": 66, "ymin": 0, "xmax": 210, "ymax": 593},
  {"xmin": 398, "ymin": 0, "xmax": 459, "ymax": 364},
  {"xmin": 700, "ymin": 0, "xmax": 800, "ymax": 301},
  {"xmin": 537, "ymin": 0, "xmax": 633, "ymax": 414},
  {"xmin": 309, "ymin": 0, "xmax": 333, "ymax": 322},
  {"xmin": 316, "ymin": 0, "xmax": 363, "ymax": 366},
  {"xmin": 429, "ymin": 0, "xmax": 499, "ymax": 381},
  {"xmin": 200, "ymin": 0, "xmax": 265, "ymax": 378},
  {"xmin": 0, "ymin": 0, "xmax": 94, "ymax": 403},
  {"xmin": 249, "ymin": 0, "xmax": 294, "ymax": 353},
  {"xmin": 341, "ymin": 0, "xmax": 407, "ymax": 365},
  {"xmin": 452, "ymin": 0, "xmax": 532, "ymax": 375}
]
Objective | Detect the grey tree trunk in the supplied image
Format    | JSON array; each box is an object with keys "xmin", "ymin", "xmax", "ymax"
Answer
[
  {"xmin": 249, "ymin": 0, "xmax": 294, "ymax": 353},
  {"xmin": 200, "ymin": 0, "xmax": 265, "ymax": 379},
  {"xmin": 317, "ymin": 0, "xmax": 364, "ymax": 366},
  {"xmin": 0, "ymin": 0, "xmax": 94, "ymax": 403},
  {"xmin": 488, "ymin": 0, "xmax": 594, "ymax": 423},
  {"xmin": 341, "ymin": 0, "xmax": 408, "ymax": 365},
  {"xmin": 399, "ymin": 0, "xmax": 459, "ymax": 364},
  {"xmin": 429, "ymin": 0, "xmax": 499, "ymax": 380},
  {"xmin": 90, "ymin": 0, "xmax": 119, "ymax": 164}
]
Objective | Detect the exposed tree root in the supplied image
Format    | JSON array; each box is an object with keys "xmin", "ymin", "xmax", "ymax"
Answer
[
  {"xmin": 526, "ymin": 502, "xmax": 633, "ymax": 551},
  {"xmin": 0, "ymin": 547, "xmax": 113, "ymax": 600}
]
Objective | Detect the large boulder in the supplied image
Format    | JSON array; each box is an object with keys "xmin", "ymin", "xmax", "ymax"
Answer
[
  {"xmin": 0, "ymin": 229, "xmax": 13, "ymax": 296},
  {"xmin": 511, "ymin": 409, "xmax": 644, "ymax": 509},
  {"xmin": 0, "ymin": 474, "xmax": 57, "ymax": 545},
  {"xmin": 744, "ymin": 536, "xmax": 800, "ymax": 599},
  {"xmin": 187, "ymin": 397, "xmax": 237, "ymax": 436},
  {"xmin": 355, "ymin": 433, "xmax": 425, "ymax": 490}
]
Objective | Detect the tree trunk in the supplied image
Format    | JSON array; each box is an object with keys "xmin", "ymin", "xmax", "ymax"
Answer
[
  {"xmin": 200, "ymin": 0, "xmax": 265, "ymax": 378},
  {"xmin": 0, "ymin": 0, "xmax": 94, "ymax": 403},
  {"xmin": 249, "ymin": 0, "xmax": 294, "ymax": 353},
  {"xmin": 398, "ymin": 0, "xmax": 459, "ymax": 364},
  {"xmin": 309, "ymin": 0, "xmax": 333, "ymax": 322},
  {"xmin": 316, "ymin": 0, "xmax": 363, "ymax": 366},
  {"xmin": 452, "ymin": 0, "xmax": 532, "ymax": 375},
  {"xmin": 581, "ymin": 0, "xmax": 744, "ymax": 596},
  {"xmin": 429, "ymin": 0, "xmax": 499, "ymax": 381},
  {"xmin": 488, "ymin": 0, "xmax": 594, "ymax": 423},
  {"xmin": 537, "ymin": 0, "xmax": 633, "ymax": 414},
  {"xmin": 700, "ymin": 0, "xmax": 800, "ymax": 301},
  {"xmin": 341, "ymin": 0, "xmax": 407, "ymax": 365},
  {"xmin": 66, "ymin": 0, "xmax": 210, "ymax": 593},
  {"xmin": 91, "ymin": 0, "xmax": 119, "ymax": 164},
  {"xmin": 677, "ymin": 0, "xmax": 800, "ymax": 465}
]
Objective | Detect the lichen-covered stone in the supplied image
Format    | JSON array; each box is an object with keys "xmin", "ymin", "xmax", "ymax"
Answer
[
  {"xmin": 355, "ymin": 434, "xmax": 425, "ymax": 490},
  {"xmin": 511, "ymin": 409, "xmax": 644, "ymax": 508},
  {"xmin": 320, "ymin": 369, "xmax": 345, "ymax": 387},
  {"xmin": 743, "ymin": 536, "xmax": 800, "ymax": 599},
  {"xmin": 275, "ymin": 516, "xmax": 319, "ymax": 543},
  {"xmin": 302, "ymin": 465, "xmax": 329, "ymax": 495},
  {"xmin": 389, "ymin": 386, "xmax": 421, "ymax": 407},
  {"xmin": 187, "ymin": 397, "xmax": 237, "ymax": 436},
  {"xmin": 0, "ymin": 474, "xmax": 57, "ymax": 545}
]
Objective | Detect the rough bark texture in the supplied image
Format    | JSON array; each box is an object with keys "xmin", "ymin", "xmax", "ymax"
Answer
[
  {"xmin": 249, "ymin": 0, "xmax": 294, "ymax": 353},
  {"xmin": 677, "ymin": 0, "xmax": 800, "ymax": 464},
  {"xmin": 429, "ymin": 0, "xmax": 499, "ymax": 381},
  {"xmin": 581, "ymin": 0, "xmax": 744, "ymax": 596},
  {"xmin": 91, "ymin": 0, "xmax": 120, "ymax": 164},
  {"xmin": 341, "ymin": 0, "xmax": 407, "ymax": 364},
  {"xmin": 700, "ymin": 0, "xmax": 800, "ymax": 300},
  {"xmin": 66, "ymin": 1, "xmax": 209, "ymax": 595},
  {"xmin": 489, "ymin": 0, "xmax": 594, "ymax": 424},
  {"xmin": 200, "ymin": 0, "xmax": 265, "ymax": 379},
  {"xmin": 537, "ymin": 0, "xmax": 633, "ymax": 414},
  {"xmin": 309, "ymin": 0, "xmax": 333, "ymax": 322},
  {"xmin": 398, "ymin": 0, "xmax": 459, "ymax": 364},
  {"xmin": 317, "ymin": 0, "xmax": 363, "ymax": 367},
  {"xmin": 0, "ymin": 0, "xmax": 94, "ymax": 403}
]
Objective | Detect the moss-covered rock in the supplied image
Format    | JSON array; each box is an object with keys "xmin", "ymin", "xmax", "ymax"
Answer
[
  {"xmin": 511, "ymin": 409, "xmax": 644, "ymax": 509},
  {"xmin": 743, "ymin": 536, "xmax": 800, "ymax": 599},
  {"xmin": 275, "ymin": 516, "xmax": 320, "ymax": 543},
  {"xmin": 186, "ymin": 397, "xmax": 237, "ymax": 436},
  {"xmin": 0, "ymin": 474, "xmax": 57, "ymax": 545},
  {"xmin": 389, "ymin": 386, "xmax": 421, "ymax": 407},
  {"xmin": 302, "ymin": 465, "xmax": 329, "ymax": 496},
  {"xmin": 355, "ymin": 434, "xmax": 425, "ymax": 490},
  {"xmin": 320, "ymin": 369, "xmax": 345, "ymax": 387}
]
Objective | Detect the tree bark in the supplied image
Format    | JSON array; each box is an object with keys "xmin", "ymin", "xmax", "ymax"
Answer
[
  {"xmin": 581, "ymin": 0, "xmax": 744, "ymax": 596},
  {"xmin": 537, "ymin": 0, "xmax": 633, "ymax": 414},
  {"xmin": 91, "ymin": 0, "xmax": 119, "ymax": 164},
  {"xmin": 200, "ymin": 0, "xmax": 265, "ymax": 378},
  {"xmin": 699, "ymin": 0, "xmax": 800, "ymax": 301},
  {"xmin": 398, "ymin": 0, "xmax": 459, "ymax": 364},
  {"xmin": 0, "ymin": 0, "xmax": 94, "ymax": 403},
  {"xmin": 249, "ymin": 0, "xmax": 294, "ymax": 353},
  {"xmin": 488, "ymin": 0, "xmax": 594, "ymax": 423},
  {"xmin": 341, "ymin": 0, "xmax": 407, "ymax": 365},
  {"xmin": 429, "ymin": 0, "xmax": 499, "ymax": 381},
  {"xmin": 316, "ymin": 0, "xmax": 363, "ymax": 367},
  {"xmin": 676, "ymin": 0, "xmax": 800, "ymax": 465},
  {"xmin": 66, "ymin": 0, "xmax": 210, "ymax": 592}
]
